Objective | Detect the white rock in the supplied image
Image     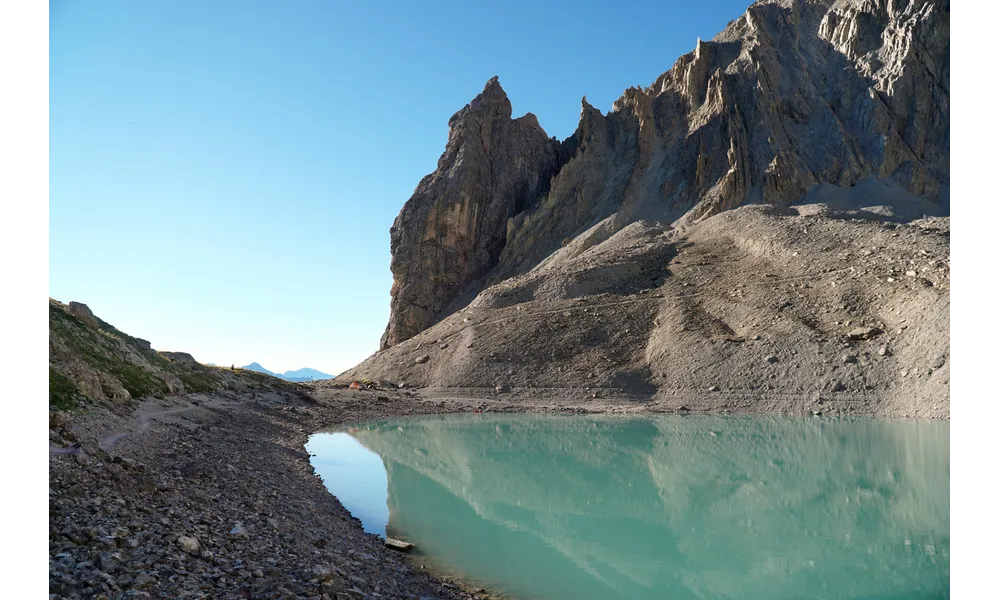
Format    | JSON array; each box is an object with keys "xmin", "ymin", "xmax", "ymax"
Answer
[
  {"xmin": 385, "ymin": 537, "xmax": 414, "ymax": 552},
  {"xmin": 177, "ymin": 536, "xmax": 200, "ymax": 556}
]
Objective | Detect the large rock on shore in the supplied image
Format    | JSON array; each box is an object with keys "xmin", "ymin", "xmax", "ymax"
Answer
[{"xmin": 160, "ymin": 351, "xmax": 199, "ymax": 366}]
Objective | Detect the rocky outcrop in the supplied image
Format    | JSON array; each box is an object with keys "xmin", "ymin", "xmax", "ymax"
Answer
[
  {"xmin": 381, "ymin": 0, "xmax": 948, "ymax": 347},
  {"xmin": 160, "ymin": 351, "xmax": 199, "ymax": 365},
  {"xmin": 382, "ymin": 77, "xmax": 563, "ymax": 348},
  {"xmin": 66, "ymin": 302, "xmax": 100, "ymax": 329},
  {"xmin": 50, "ymin": 299, "xmax": 185, "ymax": 407}
]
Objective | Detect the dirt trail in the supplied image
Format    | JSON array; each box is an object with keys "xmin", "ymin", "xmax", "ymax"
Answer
[
  {"xmin": 96, "ymin": 405, "xmax": 202, "ymax": 450},
  {"xmin": 49, "ymin": 405, "xmax": 201, "ymax": 454}
]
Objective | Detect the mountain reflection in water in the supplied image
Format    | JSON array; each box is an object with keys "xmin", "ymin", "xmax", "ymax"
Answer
[{"xmin": 309, "ymin": 414, "xmax": 948, "ymax": 600}]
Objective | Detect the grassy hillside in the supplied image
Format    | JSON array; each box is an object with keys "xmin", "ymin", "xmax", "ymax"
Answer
[{"xmin": 48, "ymin": 298, "xmax": 303, "ymax": 411}]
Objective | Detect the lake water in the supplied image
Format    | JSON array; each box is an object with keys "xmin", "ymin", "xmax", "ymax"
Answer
[{"xmin": 307, "ymin": 414, "xmax": 949, "ymax": 600}]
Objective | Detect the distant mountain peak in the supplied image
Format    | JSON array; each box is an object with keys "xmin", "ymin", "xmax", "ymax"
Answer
[
  {"xmin": 240, "ymin": 363, "xmax": 333, "ymax": 381},
  {"xmin": 241, "ymin": 362, "xmax": 276, "ymax": 376}
]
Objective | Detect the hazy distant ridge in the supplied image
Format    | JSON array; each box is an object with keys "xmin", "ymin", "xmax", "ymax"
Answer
[{"xmin": 242, "ymin": 362, "xmax": 332, "ymax": 382}]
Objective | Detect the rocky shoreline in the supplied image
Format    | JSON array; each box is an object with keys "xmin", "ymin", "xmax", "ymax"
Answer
[
  {"xmin": 48, "ymin": 387, "xmax": 476, "ymax": 600},
  {"xmin": 49, "ymin": 382, "xmax": 946, "ymax": 600}
]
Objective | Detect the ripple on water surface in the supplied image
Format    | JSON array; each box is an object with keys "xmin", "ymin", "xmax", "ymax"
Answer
[{"xmin": 307, "ymin": 414, "xmax": 949, "ymax": 600}]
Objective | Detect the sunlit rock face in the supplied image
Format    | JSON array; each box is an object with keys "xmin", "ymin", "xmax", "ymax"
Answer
[
  {"xmin": 382, "ymin": 77, "xmax": 562, "ymax": 348},
  {"xmin": 382, "ymin": 0, "xmax": 948, "ymax": 347}
]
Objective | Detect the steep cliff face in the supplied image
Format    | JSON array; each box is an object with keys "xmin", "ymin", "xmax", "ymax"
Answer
[
  {"xmin": 383, "ymin": 0, "xmax": 949, "ymax": 348},
  {"xmin": 382, "ymin": 77, "xmax": 562, "ymax": 348}
]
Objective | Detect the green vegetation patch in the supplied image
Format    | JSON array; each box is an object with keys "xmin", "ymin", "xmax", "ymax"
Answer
[
  {"xmin": 49, "ymin": 300, "xmax": 305, "ymax": 402},
  {"xmin": 50, "ymin": 302, "xmax": 170, "ymax": 400},
  {"xmin": 238, "ymin": 368, "xmax": 282, "ymax": 386},
  {"xmin": 175, "ymin": 367, "xmax": 221, "ymax": 394},
  {"xmin": 111, "ymin": 360, "xmax": 170, "ymax": 399},
  {"xmin": 49, "ymin": 368, "xmax": 80, "ymax": 411}
]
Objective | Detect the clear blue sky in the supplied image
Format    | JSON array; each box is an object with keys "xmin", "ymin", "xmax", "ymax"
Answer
[{"xmin": 49, "ymin": 0, "xmax": 751, "ymax": 375}]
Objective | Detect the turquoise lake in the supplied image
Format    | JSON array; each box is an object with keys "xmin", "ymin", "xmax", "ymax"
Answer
[{"xmin": 307, "ymin": 414, "xmax": 949, "ymax": 600}]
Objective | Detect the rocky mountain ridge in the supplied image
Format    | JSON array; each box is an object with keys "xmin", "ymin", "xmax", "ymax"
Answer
[
  {"xmin": 381, "ymin": 0, "xmax": 949, "ymax": 349},
  {"xmin": 345, "ymin": 0, "xmax": 950, "ymax": 415}
]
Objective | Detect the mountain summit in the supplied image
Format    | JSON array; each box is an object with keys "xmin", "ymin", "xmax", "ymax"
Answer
[
  {"xmin": 381, "ymin": 0, "xmax": 948, "ymax": 349},
  {"xmin": 347, "ymin": 0, "xmax": 949, "ymax": 415},
  {"xmin": 242, "ymin": 362, "xmax": 275, "ymax": 376}
]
